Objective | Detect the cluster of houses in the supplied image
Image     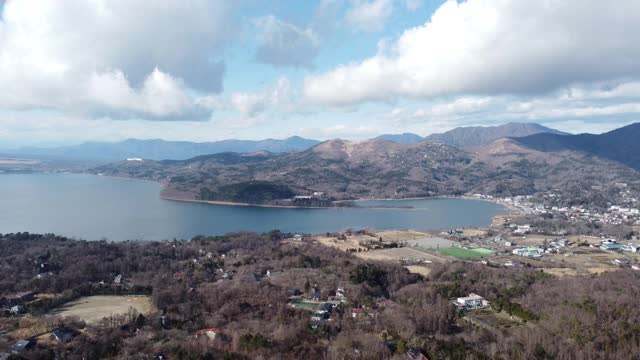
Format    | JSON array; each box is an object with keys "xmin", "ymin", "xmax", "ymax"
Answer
[
  {"xmin": 0, "ymin": 291, "xmax": 35, "ymax": 316},
  {"xmin": 488, "ymin": 191, "xmax": 640, "ymax": 227},
  {"xmin": 597, "ymin": 238, "xmax": 640, "ymax": 253},
  {"xmin": 288, "ymin": 286, "xmax": 364, "ymax": 326},
  {"xmin": 511, "ymin": 224, "xmax": 532, "ymax": 235},
  {"xmin": 442, "ymin": 229, "xmax": 465, "ymax": 237},
  {"xmin": 0, "ymin": 326, "xmax": 80, "ymax": 358},
  {"xmin": 512, "ymin": 247, "xmax": 544, "ymax": 258}
]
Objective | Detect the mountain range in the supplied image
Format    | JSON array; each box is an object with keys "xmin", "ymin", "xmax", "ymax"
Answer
[
  {"xmin": 91, "ymin": 123, "xmax": 640, "ymax": 207},
  {"xmin": 9, "ymin": 136, "xmax": 321, "ymax": 161},
  {"xmin": 8, "ymin": 122, "xmax": 565, "ymax": 161},
  {"xmin": 513, "ymin": 123, "xmax": 640, "ymax": 170},
  {"xmin": 375, "ymin": 123, "xmax": 566, "ymax": 146}
]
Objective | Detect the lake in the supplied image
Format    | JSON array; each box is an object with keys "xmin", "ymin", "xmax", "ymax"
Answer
[{"xmin": 0, "ymin": 173, "xmax": 506, "ymax": 241}]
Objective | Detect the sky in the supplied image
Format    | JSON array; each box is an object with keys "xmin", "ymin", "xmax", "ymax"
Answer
[{"xmin": 1, "ymin": 0, "xmax": 640, "ymax": 147}]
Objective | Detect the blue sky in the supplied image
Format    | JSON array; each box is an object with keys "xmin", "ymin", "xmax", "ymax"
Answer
[{"xmin": 1, "ymin": 0, "xmax": 640, "ymax": 147}]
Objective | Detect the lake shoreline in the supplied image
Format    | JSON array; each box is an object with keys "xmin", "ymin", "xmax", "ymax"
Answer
[
  {"xmin": 89, "ymin": 172, "xmax": 516, "ymax": 216},
  {"xmin": 1, "ymin": 173, "xmax": 511, "ymax": 240},
  {"xmin": 161, "ymin": 194, "xmax": 425, "ymax": 211}
]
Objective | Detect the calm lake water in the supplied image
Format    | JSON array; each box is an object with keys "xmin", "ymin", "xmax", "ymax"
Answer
[{"xmin": 0, "ymin": 173, "xmax": 506, "ymax": 241}]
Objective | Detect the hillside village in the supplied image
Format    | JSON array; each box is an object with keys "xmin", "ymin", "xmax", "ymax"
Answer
[{"xmin": 3, "ymin": 210, "xmax": 640, "ymax": 359}]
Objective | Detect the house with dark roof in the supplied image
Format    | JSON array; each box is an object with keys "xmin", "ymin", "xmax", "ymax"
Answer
[
  {"xmin": 53, "ymin": 327, "xmax": 80, "ymax": 343},
  {"xmin": 0, "ymin": 291, "xmax": 35, "ymax": 307},
  {"xmin": 11, "ymin": 338, "xmax": 36, "ymax": 354},
  {"xmin": 405, "ymin": 347, "xmax": 429, "ymax": 360}
]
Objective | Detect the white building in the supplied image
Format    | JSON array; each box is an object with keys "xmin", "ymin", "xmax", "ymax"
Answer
[{"xmin": 453, "ymin": 293, "xmax": 490, "ymax": 310}]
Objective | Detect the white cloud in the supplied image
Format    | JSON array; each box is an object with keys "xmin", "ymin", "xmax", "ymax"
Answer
[
  {"xmin": 0, "ymin": 0, "xmax": 237, "ymax": 119},
  {"xmin": 254, "ymin": 15, "xmax": 319, "ymax": 68},
  {"xmin": 560, "ymin": 81, "xmax": 640, "ymax": 101},
  {"xmin": 386, "ymin": 81, "xmax": 640, "ymax": 132},
  {"xmin": 297, "ymin": 124, "xmax": 379, "ymax": 139},
  {"xmin": 306, "ymin": 0, "xmax": 640, "ymax": 106},
  {"xmin": 404, "ymin": 0, "xmax": 423, "ymax": 12},
  {"xmin": 345, "ymin": 0, "xmax": 394, "ymax": 32},
  {"xmin": 254, "ymin": 0, "xmax": 342, "ymax": 68},
  {"xmin": 231, "ymin": 78, "xmax": 294, "ymax": 117}
]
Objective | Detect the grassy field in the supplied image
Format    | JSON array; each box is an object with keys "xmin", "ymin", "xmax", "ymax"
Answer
[
  {"xmin": 356, "ymin": 247, "xmax": 448, "ymax": 263},
  {"xmin": 50, "ymin": 295, "xmax": 154, "ymax": 324},
  {"xmin": 288, "ymin": 299, "xmax": 321, "ymax": 310},
  {"xmin": 436, "ymin": 247, "xmax": 494, "ymax": 259}
]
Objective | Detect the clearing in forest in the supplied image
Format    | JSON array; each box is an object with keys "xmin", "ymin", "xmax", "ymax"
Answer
[{"xmin": 49, "ymin": 295, "xmax": 154, "ymax": 324}]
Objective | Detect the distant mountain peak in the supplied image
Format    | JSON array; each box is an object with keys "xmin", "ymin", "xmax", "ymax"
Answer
[
  {"xmin": 512, "ymin": 121, "xmax": 640, "ymax": 170},
  {"xmin": 423, "ymin": 122, "xmax": 566, "ymax": 147},
  {"xmin": 374, "ymin": 133, "xmax": 424, "ymax": 144}
]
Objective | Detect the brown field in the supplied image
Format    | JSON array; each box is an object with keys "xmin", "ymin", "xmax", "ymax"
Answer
[
  {"xmin": 356, "ymin": 247, "xmax": 448, "ymax": 263},
  {"xmin": 405, "ymin": 265, "xmax": 433, "ymax": 277},
  {"xmin": 405, "ymin": 237, "xmax": 456, "ymax": 249},
  {"xmin": 50, "ymin": 295, "xmax": 154, "ymax": 324},
  {"xmin": 464, "ymin": 309, "xmax": 522, "ymax": 333},
  {"xmin": 315, "ymin": 236, "xmax": 367, "ymax": 252},
  {"xmin": 375, "ymin": 230, "xmax": 431, "ymax": 242},
  {"xmin": 542, "ymin": 268, "xmax": 579, "ymax": 277},
  {"xmin": 491, "ymin": 215, "xmax": 513, "ymax": 227},
  {"xmin": 462, "ymin": 229, "xmax": 488, "ymax": 237},
  {"xmin": 541, "ymin": 247, "xmax": 626, "ymax": 275},
  {"xmin": 506, "ymin": 235, "xmax": 558, "ymax": 247}
]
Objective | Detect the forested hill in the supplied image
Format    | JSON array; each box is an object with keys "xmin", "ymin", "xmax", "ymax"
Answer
[
  {"xmin": 513, "ymin": 122, "xmax": 640, "ymax": 170},
  {"xmin": 423, "ymin": 122, "xmax": 567, "ymax": 147},
  {"xmin": 2, "ymin": 232, "xmax": 640, "ymax": 359},
  {"xmin": 92, "ymin": 127, "xmax": 640, "ymax": 207},
  {"xmin": 7, "ymin": 122, "xmax": 566, "ymax": 161}
]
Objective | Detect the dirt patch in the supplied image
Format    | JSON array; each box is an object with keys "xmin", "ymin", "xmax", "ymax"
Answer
[
  {"xmin": 375, "ymin": 230, "xmax": 430, "ymax": 242},
  {"xmin": 50, "ymin": 296, "xmax": 154, "ymax": 324},
  {"xmin": 316, "ymin": 236, "xmax": 367, "ymax": 252},
  {"xmin": 356, "ymin": 247, "xmax": 448, "ymax": 263},
  {"xmin": 405, "ymin": 237, "xmax": 456, "ymax": 249},
  {"xmin": 462, "ymin": 229, "xmax": 488, "ymax": 237},
  {"xmin": 464, "ymin": 309, "xmax": 523, "ymax": 333},
  {"xmin": 405, "ymin": 265, "xmax": 432, "ymax": 277},
  {"xmin": 542, "ymin": 268, "xmax": 579, "ymax": 277}
]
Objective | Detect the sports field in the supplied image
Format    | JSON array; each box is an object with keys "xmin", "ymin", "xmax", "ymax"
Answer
[{"xmin": 436, "ymin": 247, "xmax": 494, "ymax": 259}]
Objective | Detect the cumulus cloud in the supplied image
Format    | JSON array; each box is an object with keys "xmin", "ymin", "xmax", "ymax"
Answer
[
  {"xmin": 0, "ymin": 0, "xmax": 236, "ymax": 119},
  {"xmin": 254, "ymin": 16, "xmax": 319, "ymax": 68},
  {"xmin": 345, "ymin": 0, "xmax": 394, "ymax": 32},
  {"xmin": 305, "ymin": 0, "xmax": 640, "ymax": 106},
  {"xmin": 386, "ymin": 81, "xmax": 640, "ymax": 131},
  {"xmin": 231, "ymin": 78, "xmax": 294, "ymax": 117},
  {"xmin": 254, "ymin": 0, "xmax": 341, "ymax": 68}
]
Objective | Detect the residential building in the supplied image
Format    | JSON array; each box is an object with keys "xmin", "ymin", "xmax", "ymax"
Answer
[
  {"xmin": 9, "ymin": 305, "xmax": 25, "ymax": 315},
  {"xmin": 11, "ymin": 339, "xmax": 36, "ymax": 354},
  {"xmin": 53, "ymin": 327, "xmax": 79, "ymax": 343},
  {"xmin": 512, "ymin": 247, "xmax": 544, "ymax": 258},
  {"xmin": 453, "ymin": 293, "xmax": 490, "ymax": 310},
  {"xmin": 194, "ymin": 328, "xmax": 220, "ymax": 340}
]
